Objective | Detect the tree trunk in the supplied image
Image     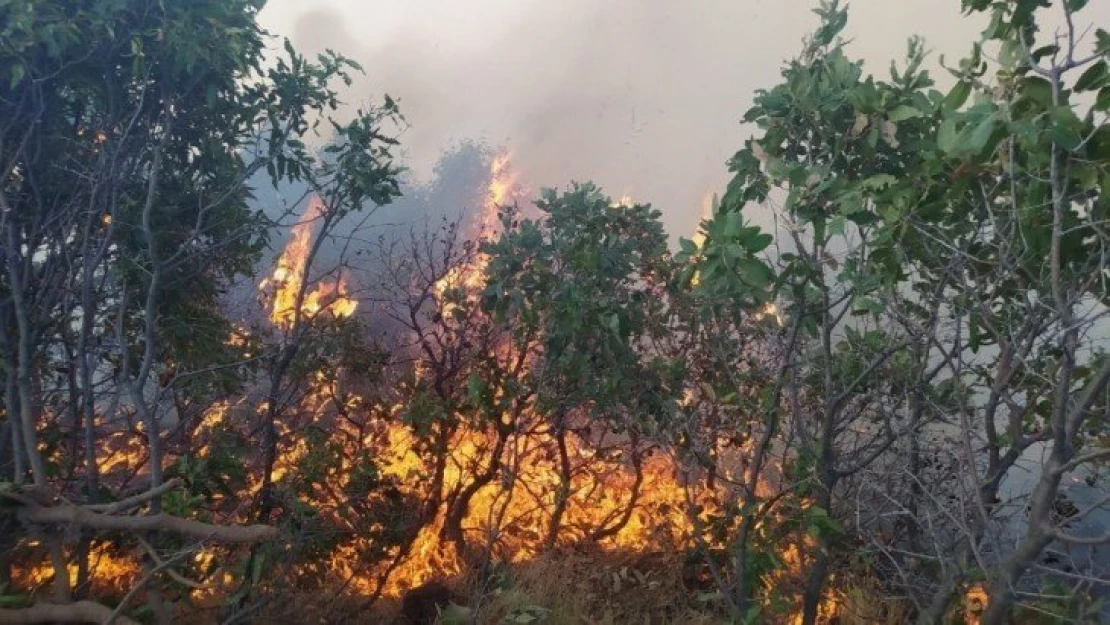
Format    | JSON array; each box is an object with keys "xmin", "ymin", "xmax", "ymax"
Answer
[
  {"xmin": 589, "ymin": 445, "xmax": 644, "ymax": 543},
  {"xmin": 3, "ymin": 367, "xmax": 23, "ymax": 484},
  {"xmin": 801, "ymin": 476, "xmax": 836, "ymax": 625},
  {"xmin": 544, "ymin": 423, "xmax": 573, "ymax": 550},
  {"xmin": 441, "ymin": 431, "xmax": 506, "ymax": 561}
]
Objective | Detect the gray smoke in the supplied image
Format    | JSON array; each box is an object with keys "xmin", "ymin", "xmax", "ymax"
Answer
[{"xmin": 265, "ymin": 0, "xmax": 1107, "ymax": 238}]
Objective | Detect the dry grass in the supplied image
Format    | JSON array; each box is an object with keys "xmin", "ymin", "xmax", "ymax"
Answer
[
  {"xmin": 264, "ymin": 548, "xmax": 949, "ymax": 624},
  {"xmin": 467, "ymin": 549, "xmax": 726, "ymax": 625},
  {"xmin": 829, "ymin": 578, "xmax": 915, "ymax": 625}
]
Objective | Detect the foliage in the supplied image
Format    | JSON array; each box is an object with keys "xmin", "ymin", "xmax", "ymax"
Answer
[
  {"xmin": 483, "ymin": 183, "xmax": 679, "ymax": 433},
  {"xmin": 2, "ymin": 1, "xmax": 1107, "ymax": 624}
]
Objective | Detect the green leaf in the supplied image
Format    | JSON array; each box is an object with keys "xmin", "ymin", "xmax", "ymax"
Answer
[
  {"xmin": 964, "ymin": 112, "xmax": 999, "ymax": 154},
  {"xmin": 250, "ymin": 553, "xmax": 265, "ymax": 584},
  {"xmin": 1049, "ymin": 125, "xmax": 1082, "ymax": 151},
  {"xmin": 9, "ymin": 63, "xmax": 25, "ymax": 89},
  {"xmin": 724, "ymin": 211, "xmax": 744, "ymax": 237},
  {"xmin": 937, "ymin": 118, "xmax": 959, "ymax": 153},
  {"xmin": 1075, "ymin": 60, "xmax": 1108, "ymax": 92},
  {"xmin": 944, "ymin": 81, "xmax": 972, "ymax": 110},
  {"xmin": 737, "ymin": 257, "xmax": 772, "ymax": 288},
  {"xmin": 945, "ymin": 111, "xmax": 998, "ymax": 157},
  {"xmin": 1097, "ymin": 28, "xmax": 1110, "ymax": 55},
  {"xmin": 1050, "ymin": 106, "xmax": 1083, "ymax": 151},
  {"xmin": 1096, "ymin": 87, "xmax": 1110, "ymax": 112},
  {"xmin": 747, "ymin": 233, "xmax": 773, "ymax": 254},
  {"xmin": 887, "ymin": 104, "xmax": 923, "ymax": 122},
  {"xmin": 863, "ymin": 174, "xmax": 898, "ymax": 191},
  {"xmin": 1021, "ymin": 77, "xmax": 1054, "ymax": 107}
]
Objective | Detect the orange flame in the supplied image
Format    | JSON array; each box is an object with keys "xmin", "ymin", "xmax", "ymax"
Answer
[
  {"xmin": 434, "ymin": 151, "xmax": 522, "ymax": 314},
  {"xmin": 260, "ymin": 196, "xmax": 358, "ymax": 330},
  {"xmin": 30, "ymin": 157, "xmax": 828, "ymax": 623}
]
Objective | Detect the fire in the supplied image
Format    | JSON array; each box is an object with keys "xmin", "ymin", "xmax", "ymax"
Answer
[
  {"xmin": 17, "ymin": 154, "xmax": 821, "ymax": 623},
  {"xmin": 260, "ymin": 159, "xmax": 814, "ymax": 616},
  {"xmin": 11, "ymin": 543, "xmax": 141, "ymax": 599},
  {"xmin": 254, "ymin": 154, "xmax": 713, "ymax": 599},
  {"xmin": 964, "ymin": 584, "xmax": 989, "ymax": 624},
  {"xmin": 484, "ymin": 153, "xmax": 518, "ymax": 226},
  {"xmin": 689, "ymin": 190, "xmax": 715, "ymax": 287},
  {"xmin": 758, "ymin": 301, "xmax": 783, "ymax": 325},
  {"xmin": 259, "ymin": 195, "xmax": 358, "ymax": 330},
  {"xmin": 434, "ymin": 151, "xmax": 522, "ymax": 315},
  {"xmin": 690, "ymin": 189, "xmax": 716, "ymax": 252}
]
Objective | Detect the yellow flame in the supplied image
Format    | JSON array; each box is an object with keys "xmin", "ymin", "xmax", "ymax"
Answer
[
  {"xmin": 433, "ymin": 151, "xmax": 521, "ymax": 316},
  {"xmin": 964, "ymin": 584, "xmax": 988, "ymax": 624},
  {"xmin": 690, "ymin": 189, "xmax": 715, "ymax": 251},
  {"xmin": 260, "ymin": 196, "xmax": 358, "ymax": 330},
  {"xmin": 41, "ymin": 155, "xmax": 824, "ymax": 621},
  {"xmin": 758, "ymin": 302, "xmax": 783, "ymax": 326}
]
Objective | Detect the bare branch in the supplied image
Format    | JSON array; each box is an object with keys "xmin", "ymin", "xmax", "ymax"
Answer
[
  {"xmin": 86, "ymin": 479, "xmax": 184, "ymax": 514},
  {"xmin": 16, "ymin": 499, "xmax": 278, "ymax": 544},
  {"xmin": 0, "ymin": 600, "xmax": 138, "ymax": 625}
]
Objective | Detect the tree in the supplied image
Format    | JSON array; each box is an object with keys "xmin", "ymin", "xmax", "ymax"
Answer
[
  {"xmin": 0, "ymin": 0, "xmax": 400, "ymax": 620},
  {"xmin": 692, "ymin": 0, "xmax": 1109, "ymax": 622},
  {"xmin": 482, "ymin": 184, "xmax": 679, "ymax": 549}
]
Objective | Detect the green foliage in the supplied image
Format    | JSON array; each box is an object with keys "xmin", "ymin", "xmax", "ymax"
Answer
[
  {"xmin": 483, "ymin": 183, "xmax": 679, "ymax": 431},
  {"xmin": 698, "ymin": 0, "xmax": 1110, "ymax": 619},
  {"xmin": 0, "ymin": 0, "xmax": 401, "ymax": 402}
]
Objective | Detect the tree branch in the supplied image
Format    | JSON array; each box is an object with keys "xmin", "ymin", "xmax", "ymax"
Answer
[
  {"xmin": 0, "ymin": 600, "xmax": 138, "ymax": 625},
  {"xmin": 16, "ymin": 499, "xmax": 278, "ymax": 544},
  {"xmin": 1049, "ymin": 527, "xmax": 1110, "ymax": 546},
  {"xmin": 86, "ymin": 479, "xmax": 184, "ymax": 514}
]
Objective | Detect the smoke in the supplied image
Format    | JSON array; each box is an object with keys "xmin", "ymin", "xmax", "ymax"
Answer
[
  {"xmin": 263, "ymin": 0, "xmax": 1107, "ymax": 239},
  {"xmin": 233, "ymin": 135, "xmax": 496, "ymax": 334}
]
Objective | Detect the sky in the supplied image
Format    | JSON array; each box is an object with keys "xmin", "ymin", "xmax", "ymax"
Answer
[{"xmin": 257, "ymin": 0, "xmax": 1109, "ymax": 238}]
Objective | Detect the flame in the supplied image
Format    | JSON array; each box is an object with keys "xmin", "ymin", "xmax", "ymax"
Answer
[
  {"xmin": 485, "ymin": 153, "xmax": 517, "ymax": 223},
  {"xmin": 22, "ymin": 155, "xmax": 831, "ymax": 623},
  {"xmin": 964, "ymin": 584, "xmax": 989, "ymax": 624},
  {"xmin": 691, "ymin": 190, "xmax": 715, "ymax": 251},
  {"xmin": 689, "ymin": 190, "xmax": 716, "ymax": 287},
  {"xmin": 259, "ymin": 196, "xmax": 358, "ymax": 330},
  {"xmin": 12, "ymin": 543, "xmax": 140, "ymax": 598},
  {"xmin": 434, "ymin": 151, "xmax": 522, "ymax": 316},
  {"xmin": 758, "ymin": 302, "xmax": 783, "ymax": 326},
  {"xmin": 300, "ymin": 155, "xmax": 717, "ymax": 597}
]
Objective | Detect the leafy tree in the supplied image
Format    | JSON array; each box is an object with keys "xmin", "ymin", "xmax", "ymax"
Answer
[
  {"xmin": 0, "ymin": 0, "xmax": 399, "ymax": 619},
  {"xmin": 693, "ymin": 0, "xmax": 1109, "ymax": 622},
  {"xmin": 483, "ymin": 183, "xmax": 679, "ymax": 548}
]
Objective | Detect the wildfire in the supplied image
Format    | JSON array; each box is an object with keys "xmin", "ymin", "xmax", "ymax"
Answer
[
  {"xmin": 694, "ymin": 189, "xmax": 718, "ymax": 250},
  {"xmin": 689, "ymin": 190, "xmax": 715, "ymax": 287},
  {"xmin": 964, "ymin": 584, "xmax": 989, "ymax": 625},
  {"xmin": 17, "ymin": 154, "xmax": 827, "ymax": 623},
  {"xmin": 434, "ymin": 151, "xmax": 522, "ymax": 316},
  {"xmin": 11, "ymin": 543, "xmax": 140, "ymax": 600},
  {"xmin": 259, "ymin": 195, "xmax": 358, "ymax": 330},
  {"xmin": 349, "ymin": 157, "xmax": 724, "ymax": 599},
  {"xmin": 484, "ymin": 153, "xmax": 518, "ymax": 229}
]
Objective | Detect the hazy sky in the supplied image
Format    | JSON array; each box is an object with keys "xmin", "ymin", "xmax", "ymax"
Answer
[{"xmin": 258, "ymin": 1, "xmax": 1108, "ymax": 237}]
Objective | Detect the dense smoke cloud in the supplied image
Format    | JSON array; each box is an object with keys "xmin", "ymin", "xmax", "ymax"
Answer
[{"xmin": 261, "ymin": 0, "xmax": 1106, "ymax": 239}]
